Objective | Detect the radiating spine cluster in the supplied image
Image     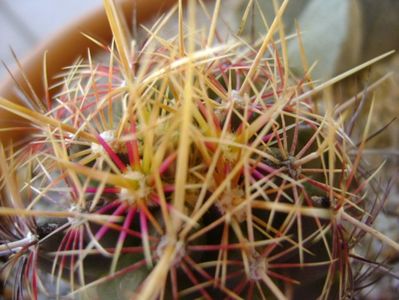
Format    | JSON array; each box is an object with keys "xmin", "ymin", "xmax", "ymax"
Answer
[{"xmin": 0, "ymin": 0, "xmax": 397, "ymax": 299}]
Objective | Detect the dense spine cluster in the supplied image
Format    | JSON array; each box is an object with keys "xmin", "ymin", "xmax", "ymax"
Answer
[{"xmin": 0, "ymin": 1, "xmax": 396, "ymax": 299}]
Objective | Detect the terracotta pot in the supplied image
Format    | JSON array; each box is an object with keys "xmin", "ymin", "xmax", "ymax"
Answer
[{"xmin": 0, "ymin": 0, "xmax": 177, "ymax": 142}]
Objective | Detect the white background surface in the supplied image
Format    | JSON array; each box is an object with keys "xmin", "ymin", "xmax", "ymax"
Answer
[{"xmin": 0, "ymin": 0, "xmax": 101, "ymax": 79}]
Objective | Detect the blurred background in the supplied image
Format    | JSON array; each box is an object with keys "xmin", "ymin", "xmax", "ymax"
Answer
[
  {"xmin": 0, "ymin": 0, "xmax": 101, "ymax": 78},
  {"xmin": 1, "ymin": 0, "xmax": 399, "ymax": 80}
]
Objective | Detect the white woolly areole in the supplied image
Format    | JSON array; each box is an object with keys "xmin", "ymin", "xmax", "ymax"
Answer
[
  {"xmin": 249, "ymin": 252, "xmax": 268, "ymax": 281},
  {"xmin": 156, "ymin": 236, "xmax": 185, "ymax": 266},
  {"xmin": 230, "ymin": 89, "xmax": 245, "ymax": 106},
  {"xmin": 68, "ymin": 204, "xmax": 82, "ymax": 225},
  {"xmin": 215, "ymin": 89, "xmax": 245, "ymax": 119},
  {"xmin": 119, "ymin": 171, "xmax": 149, "ymax": 205},
  {"xmin": 215, "ymin": 188, "xmax": 246, "ymax": 222},
  {"xmin": 26, "ymin": 231, "xmax": 37, "ymax": 244},
  {"xmin": 91, "ymin": 130, "xmax": 116, "ymax": 155},
  {"xmin": 67, "ymin": 133, "xmax": 76, "ymax": 139}
]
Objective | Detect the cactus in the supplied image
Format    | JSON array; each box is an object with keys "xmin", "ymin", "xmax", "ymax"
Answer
[{"xmin": 0, "ymin": 0, "xmax": 397, "ymax": 299}]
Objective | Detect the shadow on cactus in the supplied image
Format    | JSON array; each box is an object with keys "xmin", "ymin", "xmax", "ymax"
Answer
[{"xmin": 0, "ymin": 0, "xmax": 398, "ymax": 299}]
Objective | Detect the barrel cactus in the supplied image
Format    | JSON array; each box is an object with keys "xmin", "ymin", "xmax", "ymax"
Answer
[{"xmin": 0, "ymin": 0, "xmax": 397, "ymax": 299}]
